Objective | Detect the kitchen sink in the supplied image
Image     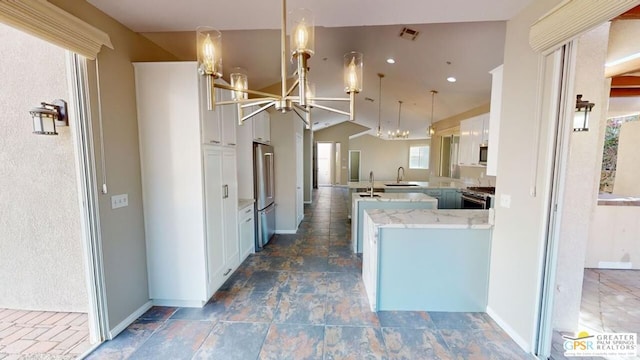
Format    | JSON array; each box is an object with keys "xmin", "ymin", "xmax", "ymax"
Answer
[{"xmin": 385, "ymin": 183, "xmax": 419, "ymax": 186}]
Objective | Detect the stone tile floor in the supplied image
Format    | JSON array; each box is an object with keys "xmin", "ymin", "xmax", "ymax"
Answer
[
  {"xmin": 0, "ymin": 310, "xmax": 90, "ymax": 359},
  {"xmin": 550, "ymin": 269, "xmax": 640, "ymax": 360},
  {"xmin": 87, "ymin": 187, "xmax": 532, "ymax": 359}
]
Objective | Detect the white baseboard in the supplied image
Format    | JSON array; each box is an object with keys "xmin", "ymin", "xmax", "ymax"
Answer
[
  {"xmin": 304, "ymin": 201, "xmax": 312, "ymax": 204},
  {"xmin": 152, "ymin": 298, "xmax": 206, "ymax": 308},
  {"xmin": 333, "ymin": 184, "xmax": 348, "ymax": 188},
  {"xmin": 108, "ymin": 300, "xmax": 152, "ymax": 340},
  {"xmin": 597, "ymin": 261, "xmax": 632, "ymax": 269},
  {"xmin": 275, "ymin": 230, "xmax": 297, "ymax": 234},
  {"xmin": 486, "ymin": 306, "xmax": 531, "ymax": 353}
]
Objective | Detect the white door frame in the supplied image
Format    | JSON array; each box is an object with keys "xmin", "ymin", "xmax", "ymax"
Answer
[
  {"xmin": 534, "ymin": 42, "xmax": 578, "ymax": 358},
  {"xmin": 66, "ymin": 52, "xmax": 109, "ymax": 347}
]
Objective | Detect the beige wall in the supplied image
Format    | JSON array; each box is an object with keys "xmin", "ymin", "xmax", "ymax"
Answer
[
  {"xmin": 586, "ymin": 205, "xmax": 640, "ymax": 269},
  {"xmin": 48, "ymin": 0, "xmax": 178, "ymax": 331},
  {"xmin": 552, "ymin": 23, "xmax": 611, "ymax": 332},
  {"xmin": 487, "ymin": 0, "xmax": 563, "ymax": 351},
  {"xmin": 348, "ymin": 135, "xmax": 430, "ymax": 182},
  {"xmin": 613, "ymin": 121, "xmax": 640, "ymax": 195},
  {"xmin": 314, "ymin": 121, "xmax": 369, "ymax": 185},
  {"xmin": 0, "ymin": 23, "xmax": 86, "ymax": 312},
  {"xmin": 303, "ymin": 129, "xmax": 313, "ymax": 202}
]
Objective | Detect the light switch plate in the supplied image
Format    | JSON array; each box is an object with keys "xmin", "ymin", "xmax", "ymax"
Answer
[
  {"xmin": 500, "ymin": 194, "xmax": 511, "ymax": 208},
  {"xmin": 111, "ymin": 194, "xmax": 128, "ymax": 209}
]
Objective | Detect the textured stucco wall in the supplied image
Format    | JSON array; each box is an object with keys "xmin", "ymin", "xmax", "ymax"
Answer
[
  {"xmin": 613, "ymin": 121, "xmax": 640, "ymax": 195},
  {"xmin": 552, "ymin": 23, "xmax": 611, "ymax": 332},
  {"xmin": 0, "ymin": 23, "xmax": 87, "ymax": 311}
]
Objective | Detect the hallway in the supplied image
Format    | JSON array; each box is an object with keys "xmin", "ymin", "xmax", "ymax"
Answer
[{"xmin": 87, "ymin": 187, "xmax": 530, "ymax": 359}]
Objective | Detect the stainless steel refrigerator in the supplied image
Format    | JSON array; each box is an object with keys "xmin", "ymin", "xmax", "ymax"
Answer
[{"xmin": 254, "ymin": 143, "xmax": 275, "ymax": 250}]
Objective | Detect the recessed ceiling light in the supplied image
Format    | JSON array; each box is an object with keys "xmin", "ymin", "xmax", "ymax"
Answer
[
  {"xmin": 447, "ymin": 76, "xmax": 457, "ymax": 83},
  {"xmin": 386, "ymin": 58, "xmax": 396, "ymax": 64}
]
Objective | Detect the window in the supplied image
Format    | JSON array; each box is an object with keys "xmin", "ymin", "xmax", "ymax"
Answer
[{"xmin": 409, "ymin": 145, "xmax": 429, "ymax": 169}]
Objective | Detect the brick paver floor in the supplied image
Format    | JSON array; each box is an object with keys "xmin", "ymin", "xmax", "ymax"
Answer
[{"xmin": 0, "ymin": 309, "xmax": 90, "ymax": 359}]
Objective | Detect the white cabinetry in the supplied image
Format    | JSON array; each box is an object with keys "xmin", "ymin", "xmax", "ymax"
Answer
[
  {"xmin": 487, "ymin": 65, "xmax": 503, "ymax": 176},
  {"xmin": 458, "ymin": 113, "xmax": 489, "ymax": 166},
  {"xmin": 134, "ymin": 61, "xmax": 239, "ymax": 307},
  {"xmin": 200, "ymin": 78, "xmax": 237, "ymax": 147},
  {"xmin": 251, "ymin": 106, "xmax": 271, "ymax": 144},
  {"xmin": 238, "ymin": 203, "xmax": 255, "ymax": 263},
  {"xmin": 204, "ymin": 146, "xmax": 239, "ymax": 293}
]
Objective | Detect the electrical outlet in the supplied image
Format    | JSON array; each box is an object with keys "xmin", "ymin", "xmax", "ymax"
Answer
[
  {"xmin": 111, "ymin": 194, "xmax": 128, "ymax": 209},
  {"xmin": 500, "ymin": 194, "xmax": 511, "ymax": 208}
]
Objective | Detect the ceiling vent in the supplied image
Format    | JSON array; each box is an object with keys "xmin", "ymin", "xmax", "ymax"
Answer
[{"xmin": 399, "ymin": 27, "xmax": 419, "ymax": 41}]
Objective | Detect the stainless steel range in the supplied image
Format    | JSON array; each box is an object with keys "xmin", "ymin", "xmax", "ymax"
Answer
[{"xmin": 460, "ymin": 186, "xmax": 495, "ymax": 209}]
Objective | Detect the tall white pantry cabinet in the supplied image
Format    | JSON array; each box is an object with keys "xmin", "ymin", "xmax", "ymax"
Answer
[{"xmin": 134, "ymin": 61, "xmax": 239, "ymax": 307}]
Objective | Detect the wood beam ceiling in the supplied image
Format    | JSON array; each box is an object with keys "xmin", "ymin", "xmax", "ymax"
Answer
[
  {"xmin": 610, "ymin": 75, "xmax": 640, "ymax": 97},
  {"xmin": 614, "ymin": 5, "xmax": 640, "ymax": 20}
]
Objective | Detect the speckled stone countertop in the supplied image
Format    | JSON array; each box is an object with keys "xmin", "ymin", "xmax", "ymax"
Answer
[
  {"xmin": 597, "ymin": 193, "xmax": 640, "ymax": 206},
  {"xmin": 348, "ymin": 181, "xmax": 461, "ymax": 189},
  {"xmin": 238, "ymin": 198, "xmax": 255, "ymax": 210},
  {"xmin": 364, "ymin": 209, "xmax": 492, "ymax": 229},
  {"xmin": 352, "ymin": 192, "xmax": 438, "ymax": 203}
]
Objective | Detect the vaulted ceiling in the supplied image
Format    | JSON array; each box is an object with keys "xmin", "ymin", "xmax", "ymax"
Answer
[{"xmin": 88, "ymin": 0, "xmax": 534, "ymax": 135}]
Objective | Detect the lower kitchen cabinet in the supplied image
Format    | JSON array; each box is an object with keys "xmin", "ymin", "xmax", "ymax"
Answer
[
  {"xmin": 238, "ymin": 203, "xmax": 255, "ymax": 263},
  {"xmin": 423, "ymin": 189, "xmax": 442, "ymax": 208},
  {"xmin": 442, "ymin": 189, "xmax": 462, "ymax": 209}
]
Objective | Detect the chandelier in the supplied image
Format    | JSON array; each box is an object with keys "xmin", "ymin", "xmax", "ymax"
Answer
[
  {"xmin": 426, "ymin": 90, "xmax": 437, "ymax": 138},
  {"xmin": 196, "ymin": 0, "xmax": 363, "ymax": 128},
  {"xmin": 376, "ymin": 73, "xmax": 384, "ymax": 137},
  {"xmin": 388, "ymin": 100, "xmax": 409, "ymax": 139}
]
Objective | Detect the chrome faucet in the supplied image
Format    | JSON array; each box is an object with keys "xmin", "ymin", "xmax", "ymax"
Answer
[
  {"xmin": 369, "ymin": 171, "xmax": 375, "ymax": 197},
  {"xmin": 397, "ymin": 166, "xmax": 405, "ymax": 183}
]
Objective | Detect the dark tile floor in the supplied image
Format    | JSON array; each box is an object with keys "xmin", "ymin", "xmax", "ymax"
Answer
[{"xmin": 86, "ymin": 187, "xmax": 531, "ymax": 360}]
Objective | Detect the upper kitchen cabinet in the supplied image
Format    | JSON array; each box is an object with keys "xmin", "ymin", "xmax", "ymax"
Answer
[
  {"xmin": 486, "ymin": 65, "xmax": 503, "ymax": 176},
  {"xmin": 458, "ymin": 113, "xmax": 489, "ymax": 166},
  {"xmin": 252, "ymin": 107, "xmax": 271, "ymax": 144},
  {"xmin": 200, "ymin": 78, "xmax": 237, "ymax": 147}
]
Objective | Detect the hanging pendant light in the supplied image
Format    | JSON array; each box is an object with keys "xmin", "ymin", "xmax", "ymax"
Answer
[
  {"xmin": 388, "ymin": 100, "xmax": 409, "ymax": 139},
  {"xmin": 427, "ymin": 90, "xmax": 437, "ymax": 138},
  {"xmin": 376, "ymin": 73, "xmax": 384, "ymax": 137},
  {"xmin": 196, "ymin": 0, "xmax": 363, "ymax": 129}
]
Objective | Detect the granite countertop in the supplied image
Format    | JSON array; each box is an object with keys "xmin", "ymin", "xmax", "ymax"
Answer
[
  {"xmin": 348, "ymin": 181, "xmax": 461, "ymax": 189},
  {"xmin": 238, "ymin": 198, "xmax": 255, "ymax": 210},
  {"xmin": 364, "ymin": 209, "xmax": 492, "ymax": 230},
  {"xmin": 597, "ymin": 193, "xmax": 640, "ymax": 206},
  {"xmin": 352, "ymin": 192, "xmax": 438, "ymax": 203}
]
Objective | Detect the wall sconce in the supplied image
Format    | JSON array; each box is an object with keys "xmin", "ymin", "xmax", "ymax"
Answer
[
  {"xmin": 573, "ymin": 94, "xmax": 594, "ymax": 132},
  {"xmin": 29, "ymin": 100, "xmax": 68, "ymax": 135}
]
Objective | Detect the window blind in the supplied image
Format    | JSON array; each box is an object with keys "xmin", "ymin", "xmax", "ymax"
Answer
[
  {"xmin": 529, "ymin": 0, "xmax": 640, "ymax": 53},
  {"xmin": 0, "ymin": 0, "xmax": 112, "ymax": 59}
]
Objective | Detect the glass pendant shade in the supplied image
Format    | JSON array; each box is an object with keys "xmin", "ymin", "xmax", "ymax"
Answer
[
  {"xmin": 344, "ymin": 52, "xmax": 363, "ymax": 94},
  {"xmin": 289, "ymin": 8, "xmax": 314, "ymax": 55},
  {"xmin": 196, "ymin": 27, "xmax": 222, "ymax": 77},
  {"xmin": 230, "ymin": 71, "xmax": 248, "ymax": 100}
]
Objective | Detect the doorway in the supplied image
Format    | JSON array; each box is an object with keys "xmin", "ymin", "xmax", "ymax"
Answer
[
  {"xmin": 317, "ymin": 142, "xmax": 333, "ymax": 186},
  {"xmin": 536, "ymin": 20, "xmax": 640, "ymax": 360},
  {"xmin": 0, "ymin": 22, "xmax": 107, "ymax": 358},
  {"xmin": 349, "ymin": 150, "xmax": 361, "ymax": 182}
]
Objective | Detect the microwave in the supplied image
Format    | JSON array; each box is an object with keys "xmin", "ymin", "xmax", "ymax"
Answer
[{"xmin": 479, "ymin": 145, "xmax": 488, "ymax": 164}]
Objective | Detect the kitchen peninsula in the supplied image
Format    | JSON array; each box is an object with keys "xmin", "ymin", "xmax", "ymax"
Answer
[
  {"xmin": 351, "ymin": 192, "xmax": 438, "ymax": 253},
  {"xmin": 362, "ymin": 209, "xmax": 492, "ymax": 312}
]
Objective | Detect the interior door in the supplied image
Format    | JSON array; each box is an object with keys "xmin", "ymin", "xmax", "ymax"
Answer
[{"xmin": 349, "ymin": 150, "xmax": 361, "ymax": 182}]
